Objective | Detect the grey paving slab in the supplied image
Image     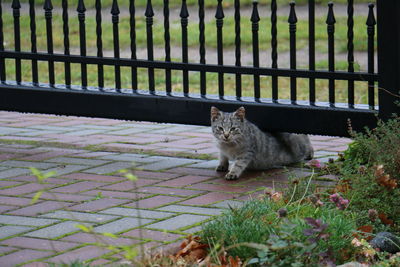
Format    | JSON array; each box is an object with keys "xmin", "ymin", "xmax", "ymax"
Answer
[
  {"xmin": 211, "ymin": 200, "xmax": 244, "ymax": 209},
  {"xmin": 182, "ymin": 225, "xmax": 203, "ymax": 234},
  {"xmin": 116, "ymin": 123, "xmax": 167, "ymax": 129},
  {"xmin": 84, "ymin": 162, "xmax": 135, "ymax": 174},
  {"xmin": 40, "ymin": 210, "xmax": 119, "ymax": 223},
  {"xmin": 64, "ymin": 129, "xmax": 107, "ymax": 136},
  {"xmin": 187, "ymin": 160, "xmax": 219, "ymax": 169},
  {"xmin": 0, "ymin": 160, "xmax": 58, "ymax": 170},
  {"xmin": 139, "ymin": 157, "xmax": 200, "ymax": 171},
  {"xmin": 146, "ymin": 214, "xmax": 210, "ymax": 231},
  {"xmin": 0, "ymin": 127, "xmax": 28, "ymax": 135},
  {"xmin": 150, "ymin": 126, "xmax": 192, "ymax": 134},
  {"xmin": 0, "ymin": 215, "xmax": 59, "ymax": 226},
  {"xmin": 24, "ymin": 221, "xmax": 80, "ymax": 239},
  {"xmin": 47, "ymin": 157, "xmax": 109, "ymax": 166},
  {"xmin": 108, "ymin": 128, "xmax": 150, "ymax": 135},
  {"xmin": 44, "ymin": 165, "xmax": 90, "ymax": 175},
  {"xmin": 99, "ymin": 207, "xmax": 174, "ymax": 219},
  {"xmin": 73, "ymin": 124, "xmax": 124, "ymax": 130},
  {"xmin": 0, "ymin": 226, "xmax": 34, "ymax": 239},
  {"xmin": 158, "ymin": 205, "xmax": 223, "ymax": 216},
  {"xmin": 98, "ymin": 153, "xmax": 158, "ymax": 163},
  {"xmin": 93, "ymin": 217, "xmax": 153, "ymax": 234},
  {"xmin": 13, "ymin": 130, "xmax": 63, "ymax": 137},
  {"xmin": 30, "ymin": 125, "xmax": 77, "ymax": 131}
]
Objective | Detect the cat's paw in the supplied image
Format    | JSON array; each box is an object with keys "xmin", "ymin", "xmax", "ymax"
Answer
[
  {"xmin": 225, "ymin": 172, "xmax": 239, "ymax": 180},
  {"xmin": 216, "ymin": 165, "xmax": 229, "ymax": 172}
]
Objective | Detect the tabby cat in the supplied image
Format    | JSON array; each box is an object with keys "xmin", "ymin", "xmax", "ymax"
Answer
[{"xmin": 211, "ymin": 106, "xmax": 314, "ymax": 180}]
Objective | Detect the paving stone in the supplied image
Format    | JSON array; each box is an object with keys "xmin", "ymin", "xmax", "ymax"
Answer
[
  {"xmin": 0, "ymin": 245, "xmax": 16, "ymax": 255},
  {"xmin": 0, "ymin": 215, "xmax": 58, "ymax": 226},
  {"xmin": 24, "ymin": 221, "xmax": 80, "ymax": 239},
  {"xmin": 179, "ymin": 192, "xmax": 235, "ymax": 205},
  {"xmin": 139, "ymin": 157, "xmax": 200, "ymax": 171},
  {"xmin": 46, "ymin": 246, "xmax": 109, "ymax": 264},
  {"xmin": 62, "ymin": 173, "xmax": 124, "ymax": 183},
  {"xmin": 136, "ymin": 186, "xmax": 205, "ymax": 197},
  {"xmin": 0, "ymin": 168, "xmax": 32, "ymax": 179},
  {"xmin": 211, "ymin": 200, "xmax": 244, "ymax": 209},
  {"xmin": 0, "ymin": 225, "xmax": 34, "ymax": 239},
  {"xmin": 125, "ymin": 195, "xmax": 183, "ymax": 209},
  {"xmin": 0, "ymin": 183, "xmax": 50, "ymax": 196},
  {"xmin": 68, "ymin": 198, "xmax": 130, "ymax": 212},
  {"xmin": 7, "ymin": 201, "xmax": 72, "ymax": 216},
  {"xmin": 0, "ymin": 205, "xmax": 15, "ymax": 213},
  {"xmin": 82, "ymin": 189, "xmax": 148, "ymax": 199},
  {"xmin": 99, "ymin": 153, "xmax": 158, "ymax": 163},
  {"xmin": 18, "ymin": 151, "xmax": 74, "ymax": 161},
  {"xmin": 99, "ymin": 207, "xmax": 174, "ymax": 219},
  {"xmin": 0, "ymin": 180, "xmax": 21, "ymax": 188},
  {"xmin": 100, "ymin": 179, "xmax": 159, "ymax": 191},
  {"xmin": 47, "ymin": 157, "xmax": 109, "ymax": 166},
  {"xmin": 26, "ymin": 191, "xmax": 93, "ymax": 202},
  {"xmin": 1, "ymin": 236, "xmax": 78, "ymax": 251},
  {"xmin": 122, "ymin": 228, "xmax": 183, "ymax": 242},
  {"xmin": 109, "ymin": 128, "xmax": 152, "ymax": 135},
  {"xmin": 44, "ymin": 164, "xmax": 90, "ymax": 175},
  {"xmin": 183, "ymin": 225, "xmax": 203, "ymax": 234},
  {"xmin": 40, "ymin": 210, "xmax": 118, "ymax": 223},
  {"xmin": 84, "ymin": 162, "xmax": 135, "ymax": 174},
  {"xmin": 168, "ymin": 167, "xmax": 221, "ymax": 177},
  {"xmin": 146, "ymin": 214, "xmax": 210, "ymax": 231},
  {"xmin": 60, "ymin": 232, "xmax": 138, "ymax": 246},
  {"xmin": 0, "ymin": 196, "xmax": 33, "ymax": 206},
  {"xmin": 0, "ymin": 160, "xmax": 58, "ymax": 170},
  {"xmin": 187, "ymin": 160, "xmax": 220, "ymax": 169},
  {"xmin": 155, "ymin": 175, "xmax": 213, "ymax": 187},
  {"xmin": 30, "ymin": 125, "xmax": 76, "ymax": 132},
  {"xmin": 73, "ymin": 124, "xmax": 122, "ymax": 130},
  {"xmin": 93, "ymin": 217, "xmax": 153, "ymax": 234},
  {"xmin": 0, "ymin": 249, "xmax": 53, "ymax": 267},
  {"xmin": 20, "ymin": 261, "xmax": 49, "ymax": 267},
  {"xmin": 51, "ymin": 181, "xmax": 106, "ymax": 193},
  {"xmin": 0, "ymin": 126, "xmax": 27, "ymax": 135},
  {"xmin": 158, "ymin": 205, "xmax": 223, "ymax": 215},
  {"xmin": 64, "ymin": 129, "xmax": 106, "ymax": 136}
]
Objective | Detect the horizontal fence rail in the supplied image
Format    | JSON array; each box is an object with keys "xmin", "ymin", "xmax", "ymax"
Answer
[{"xmin": 0, "ymin": 0, "xmax": 397, "ymax": 137}]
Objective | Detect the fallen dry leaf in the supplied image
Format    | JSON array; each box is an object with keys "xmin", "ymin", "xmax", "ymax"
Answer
[
  {"xmin": 374, "ymin": 165, "xmax": 398, "ymax": 190},
  {"xmin": 378, "ymin": 213, "xmax": 394, "ymax": 226},
  {"xmin": 174, "ymin": 235, "xmax": 209, "ymax": 264},
  {"xmin": 354, "ymin": 225, "xmax": 374, "ymax": 241}
]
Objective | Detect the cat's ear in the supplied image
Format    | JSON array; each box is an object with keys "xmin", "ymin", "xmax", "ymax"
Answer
[
  {"xmin": 234, "ymin": 106, "xmax": 245, "ymax": 121},
  {"xmin": 211, "ymin": 106, "xmax": 221, "ymax": 122}
]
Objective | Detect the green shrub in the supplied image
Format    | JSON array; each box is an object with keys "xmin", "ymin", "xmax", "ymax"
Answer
[{"xmin": 200, "ymin": 196, "xmax": 357, "ymax": 265}]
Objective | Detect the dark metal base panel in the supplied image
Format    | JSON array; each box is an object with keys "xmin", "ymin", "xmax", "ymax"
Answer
[{"xmin": 0, "ymin": 84, "xmax": 378, "ymax": 137}]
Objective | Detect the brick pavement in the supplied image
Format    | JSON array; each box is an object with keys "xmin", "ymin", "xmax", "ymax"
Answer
[{"xmin": 0, "ymin": 111, "xmax": 351, "ymax": 266}]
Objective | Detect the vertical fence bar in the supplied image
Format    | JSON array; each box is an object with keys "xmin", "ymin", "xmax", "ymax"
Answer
[
  {"xmin": 44, "ymin": 0, "xmax": 54, "ymax": 87},
  {"xmin": 288, "ymin": 2, "xmax": 297, "ymax": 104},
  {"xmin": 326, "ymin": 2, "xmax": 336, "ymax": 106},
  {"xmin": 234, "ymin": 0, "xmax": 241, "ymax": 99},
  {"xmin": 377, "ymin": 0, "xmax": 400, "ymax": 120},
  {"xmin": 180, "ymin": 0, "xmax": 189, "ymax": 95},
  {"xmin": 95, "ymin": 0, "xmax": 104, "ymax": 89},
  {"xmin": 367, "ymin": 3, "xmax": 376, "ymax": 109},
  {"xmin": 62, "ymin": 0, "xmax": 71, "ymax": 88},
  {"xmin": 271, "ymin": 0, "xmax": 278, "ymax": 101},
  {"xmin": 29, "ymin": 0, "xmax": 38, "ymax": 86},
  {"xmin": 130, "ymin": 0, "xmax": 137, "ymax": 91},
  {"xmin": 199, "ymin": 0, "xmax": 206, "ymax": 96},
  {"xmin": 12, "ymin": 0, "xmax": 21, "ymax": 84},
  {"xmin": 251, "ymin": 0, "xmax": 260, "ymax": 100},
  {"xmin": 164, "ymin": 0, "xmax": 171, "ymax": 94},
  {"xmin": 215, "ymin": 0, "xmax": 224, "ymax": 98},
  {"xmin": 0, "ymin": 0, "xmax": 5, "ymax": 82},
  {"xmin": 77, "ymin": 0, "xmax": 87, "ymax": 89},
  {"xmin": 347, "ymin": 0, "xmax": 354, "ymax": 107},
  {"xmin": 145, "ymin": 0, "xmax": 155, "ymax": 93},
  {"xmin": 111, "ymin": 0, "xmax": 121, "ymax": 92},
  {"xmin": 308, "ymin": 0, "xmax": 315, "ymax": 104}
]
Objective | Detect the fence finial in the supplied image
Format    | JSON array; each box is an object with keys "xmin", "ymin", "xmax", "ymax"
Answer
[
  {"xmin": 215, "ymin": 0, "xmax": 224, "ymax": 20},
  {"xmin": 111, "ymin": 0, "xmax": 120, "ymax": 16},
  {"xmin": 288, "ymin": 2, "xmax": 297, "ymax": 24},
  {"xmin": 366, "ymin": 3, "xmax": 376, "ymax": 26},
  {"xmin": 145, "ymin": 0, "xmax": 154, "ymax": 17},
  {"xmin": 11, "ymin": 0, "xmax": 21, "ymax": 10},
  {"xmin": 43, "ymin": 0, "xmax": 52, "ymax": 11},
  {"xmin": 180, "ymin": 0, "xmax": 189, "ymax": 18},
  {"xmin": 77, "ymin": 0, "xmax": 86, "ymax": 13},
  {"xmin": 326, "ymin": 2, "xmax": 336, "ymax": 25},
  {"xmin": 251, "ymin": 1, "xmax": 260, "ymax": 23}
]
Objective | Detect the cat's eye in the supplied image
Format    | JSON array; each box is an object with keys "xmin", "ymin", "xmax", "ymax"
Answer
[
  {"xmin": 230, "ymin": 127, "xmax": 237, "ymax": 132},
  {"xmin": 217, "ymin": 126, "xmax": 223, "ymax": 131}
]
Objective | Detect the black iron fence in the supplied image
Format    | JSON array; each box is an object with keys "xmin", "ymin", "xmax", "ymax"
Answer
[{"xmin": 0, "ymin": 0, "xmax": 399, "ymax": 136}]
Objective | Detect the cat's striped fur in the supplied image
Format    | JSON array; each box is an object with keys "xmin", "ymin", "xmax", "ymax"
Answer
[{"xmin": 211, "ymin": 106, "xmax": 314, "ymax": 180}]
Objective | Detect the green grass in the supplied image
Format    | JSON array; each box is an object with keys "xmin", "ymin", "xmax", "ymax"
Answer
[{"xmin": 2, "ymin": 0, "xmax": 374, "ymax": 9}]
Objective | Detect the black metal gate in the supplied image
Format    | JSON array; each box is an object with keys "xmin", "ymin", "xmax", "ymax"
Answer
[{"xmin": 0, "ymin": 0, "xmax": 399, "ymax": 136}]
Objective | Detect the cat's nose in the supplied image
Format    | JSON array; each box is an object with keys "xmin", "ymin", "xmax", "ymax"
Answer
[{"xmin": 223, "ymin": 133, "xmax": 229, "ymax": 139}]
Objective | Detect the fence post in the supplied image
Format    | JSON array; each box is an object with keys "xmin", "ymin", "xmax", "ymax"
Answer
[{"xmin": 377, "ymin": 0, "xmax": 400, "ymax": 119}]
